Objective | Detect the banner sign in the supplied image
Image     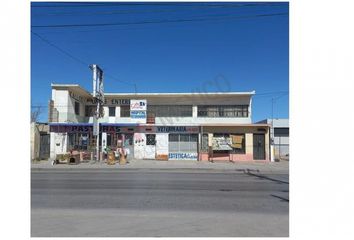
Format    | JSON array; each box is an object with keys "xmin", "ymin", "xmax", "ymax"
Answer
[
  {"xmin": 130, "ymin": 100, "xmax": 147, "ymax": 111},
  {"xmin": 130, "ymin": 99, "xmax": 146, "ymax": 123},
  {"xmin": 91, "ymin": 64, "xmax": 104, "ymax": 102},
  {"xmin": 156, "ymin": 126, "xmax": 199, "ymax": 133},
  {"xmin": 50, "ymin": 125, "xmax": 200, "ymax": 134},
  {"xmin": 131, "ymin": 110, "xmax": 146, "ymax": 119},
  {"xmin": 93, "ymin": 118, "xmax": 98, "ymax": 136},
  {"xmin": 212, "ymin": 137, "xmax": 233, "ymax": 150},
  {"xmin": 169, "ymin": 152, "xmax": 198, "ymax": 160},
  {"xmin": 50, "ymin": 125, "xmax": 93, "ymax": 133}
]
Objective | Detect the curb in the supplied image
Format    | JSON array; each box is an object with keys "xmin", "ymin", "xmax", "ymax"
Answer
[{"xmin": 31, "ymin": 167, "xmax": 288, "ymax": 175}]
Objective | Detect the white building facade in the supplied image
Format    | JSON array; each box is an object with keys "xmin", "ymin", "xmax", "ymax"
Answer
[{"xmin": 49, "ymin": 84, "xmax": 270, "ymax": 162}]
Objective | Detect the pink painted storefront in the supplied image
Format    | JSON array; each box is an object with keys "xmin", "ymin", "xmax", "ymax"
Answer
[{"xmin": 198, "ymin": 124, "xmax": 270, "ymax": 162}]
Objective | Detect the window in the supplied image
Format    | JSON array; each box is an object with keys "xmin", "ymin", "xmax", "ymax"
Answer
[
  {"xmin": 68, "ymin": 133, "xmax": 78, "ymax": 150},
  {"xmin": 107, "ymin": 134, "xmax": 112, "ymax": 147},
  {"xmin": 146, "ymin": 134, "xmax": 156, "ymax": 145},
  {"xmin": 79, "ymin": 134, "xmax": 88, "ymax": 150},
  {"xmin": 108, "ymin": 107, "xmax": 116, "ymax": 117},
  {"xmin": 85, "ymin": 106, "xmax": 95, "ymax": 117},
  {"xmin": 274, "ymin": 128, "xmax": 289, "ymax": 137},
  {"xmin": 147, "ymin": 105, "xmax": 193, "ymax": 117},
  {"xmin": 68, "ymin": 133, "xmax": 90, "ymax": 150},
  {"xmin": 74, "ymin": 101, "xmax": 80, "ymax": 115},
  {"xmin": 120, "ymin": 105, "xmax": 130, "ymax": 117},
  {"xmin": 197, "ymin": 105, "xmax": 249, "ymax": 117}
]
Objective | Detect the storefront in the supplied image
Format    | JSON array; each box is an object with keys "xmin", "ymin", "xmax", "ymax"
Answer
[
  {"xmin": 49, "ymin": 123, "xmax": 200, "ymax": 161},
  {"xmin": 131, "ymin": 126, "xmax": 199, "ymax": 160},
  {"xmin": 199, "ymin": 124, "xmax": 270, "ymax": 162}
]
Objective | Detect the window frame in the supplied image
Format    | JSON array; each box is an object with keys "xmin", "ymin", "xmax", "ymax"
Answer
[
  {"xmin": 120, "ymin": 105, "xmax": 130, "ymax": 117},
  {"xmin": 74, "ymin": 101, "xmax": 80, "ymax": 115},
  {"xmin": 146, "ymin": 134, "xmax": 156, "ymax": 145},
  {"xmin": 197, "ymin": 105, "xmax": 249, "ymax": 118},
  {"xmin": 108, "ymin": 106, "xmax": 116, "ymax": 117},
  {"xmin": 147, "ymin": 105, "xmax": 193, "ymax": 117},
  {"xmin": 274, "ymin": 127, "xmax": 289, "ymax": 137}
]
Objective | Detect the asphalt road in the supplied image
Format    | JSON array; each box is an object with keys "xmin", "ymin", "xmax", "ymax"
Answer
[{"xmin": 31, "ymin": 169, "xmax": 289, "ymax": 237}]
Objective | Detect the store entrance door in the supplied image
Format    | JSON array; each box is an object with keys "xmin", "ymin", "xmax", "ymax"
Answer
[
  {"xmin": 156, "ymin": 133, "xmax": 168, "ymax": 160},
  {"xmin": 145, "ymin": 134, "xmax": 156, "ymax": 159},
  {"xmin": 39, "ymin": 134, "xmax": 50, "ymax": 160},
  {"xmin": 253, "ymin": 134, "xmax": 265, "ymax": 160},
  {"xmin": 124, "ymin": 134, "xmax": 134, "ymax": 160}
]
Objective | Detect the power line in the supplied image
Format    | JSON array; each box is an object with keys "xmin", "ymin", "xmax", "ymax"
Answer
[
  {"xmin": 31, "ymin": 12, "xmax": 288, "ymax": 29},
  {"xmin": 31, "ymin": 30, "xmax": 89, "ymax": 67},
  {"xmin": 31, "ymin": 2, "xmax": 285, "ymax": 8},
  {"xmin": 253, "ymin": 91, "xmax": 289, "ymax": 97},
  {"xmin": 31, "ymin": 30, "xmax": 137, "ymax": 89},
  {"xmin": 32, "ymin": 3, "xmax": 285, "ymax": 16}
]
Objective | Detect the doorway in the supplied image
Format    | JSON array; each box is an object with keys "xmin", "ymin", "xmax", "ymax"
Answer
[{"xmin": 253, "ymin": 134, "xmax": 265, "ymax": 160}]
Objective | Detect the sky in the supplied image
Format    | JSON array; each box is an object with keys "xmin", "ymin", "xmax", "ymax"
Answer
[{"xmin": 31, "ymin": 1, "xmax": 289, "ymax": 123}]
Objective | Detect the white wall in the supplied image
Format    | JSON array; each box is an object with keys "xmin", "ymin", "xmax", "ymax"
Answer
[
  {"xmin": 52, "ymin": 89, "xmax": 69, "ymax": 122},
  {"xmin": 50, "ymin": 132, "xmax": 68, "ymax": 159},
  {"xmin": 51, "ymin": 87, "xmax": 254, "ymax": 125}
]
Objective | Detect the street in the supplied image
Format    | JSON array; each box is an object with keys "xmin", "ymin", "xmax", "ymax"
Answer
[{"xmin": 31, "ymin": 169, "xmax": 289, "ymax": 237}]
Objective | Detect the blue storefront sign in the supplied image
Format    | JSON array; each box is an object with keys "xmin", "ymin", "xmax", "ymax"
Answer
[{"xmin": 130, "ymin": 110, "xmax": 146, "ymax": 119}]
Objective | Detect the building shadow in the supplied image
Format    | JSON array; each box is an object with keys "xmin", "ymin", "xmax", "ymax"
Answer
[
  {"xmin": 270, "ymin": 194, "xmax": 289, "ymax": 202},
  {"xmin": 243, "ymin": 169, "xmax": 289, "ymax": 185}
]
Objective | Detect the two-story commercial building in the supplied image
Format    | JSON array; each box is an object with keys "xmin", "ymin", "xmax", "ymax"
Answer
[{"xmin": 49, "ymin": 84, "xmax": 270, "ymax": 162}]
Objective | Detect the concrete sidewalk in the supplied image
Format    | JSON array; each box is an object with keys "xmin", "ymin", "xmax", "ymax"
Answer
[{"xmin": 31, "ymin": 159, "xmax": 289, "ymax": 174}]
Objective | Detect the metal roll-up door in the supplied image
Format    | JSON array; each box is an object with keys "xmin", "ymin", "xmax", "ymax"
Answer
[{"xmin": 168, "ymin": 134, "xmax": 198, "ymax": 160}]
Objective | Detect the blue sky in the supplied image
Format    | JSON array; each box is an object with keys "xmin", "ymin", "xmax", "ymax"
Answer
[{"xmin": 31, "ymin": 2, "xmax": 289, "ymax": 122}]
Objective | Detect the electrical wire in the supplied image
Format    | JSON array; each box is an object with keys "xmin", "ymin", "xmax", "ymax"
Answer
[
  {"xmin": 31, "ymin": 12, "xmax": 288, "ymax": 29},
  {"xmin": 31, "ymin": 30, "xmax": 137, "ymax": 89},
  {"xmin": 32, "ymin": 3, "xmax": 286, "ymax": 16},
  {"xmin": 31, "ymin": 2, "xmax": 286, "ymax": 8},
  {"xmin": 31, "ymin": 30, "xmax": 89, "ymax": 67}
]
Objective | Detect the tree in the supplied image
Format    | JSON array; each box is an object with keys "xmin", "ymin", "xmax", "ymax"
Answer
[{"xmin": 31, "ymin": 106, "xmax": 42, "ymax": 123}]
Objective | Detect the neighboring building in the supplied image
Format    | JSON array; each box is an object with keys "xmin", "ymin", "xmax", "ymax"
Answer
[
  {"xmin": 30, "ymin": 122, "xmax": 50, "ymax": 160},
  {"xmin": 257, "ymin": 118, "xmax": 289, "ymax": 160},
  {"xmin": 48, "ymin": 84, "xmax": 270, "ymax": 162}
]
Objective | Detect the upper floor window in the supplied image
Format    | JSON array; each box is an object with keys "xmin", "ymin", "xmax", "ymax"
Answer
[
  {"xmin": 74, "ymin": 101, "xmax": 80, "ymax": 115},
  {"xmin": 147, "ymin": 105, "xmax": 192, "ymax": 117},
  {"xmin": 120, "ymin": 105, "xmax": 130, "ymax": 117},
  {"xmin": 197, "ymin": 105, "xmax": 248, "ymax": 117},
  {"xmin": 108, "ymin": 107, "xmax": 116, "ymax": 117},
  {"xmin": 274, "ymin": 127, "xmax": 289, "ymax": 137}
]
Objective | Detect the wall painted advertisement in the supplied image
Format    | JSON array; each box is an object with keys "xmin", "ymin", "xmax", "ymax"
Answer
[{"xmin": 168, "ymin": 152, "xmax": 198, "ymax": 160}]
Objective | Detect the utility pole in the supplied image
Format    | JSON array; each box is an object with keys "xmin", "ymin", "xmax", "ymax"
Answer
[
  {"xmin": 269, "ymin": 98, "xmax": 275, "ymax": 161},
  {"xmin": 90, "ymin": 64, "xmax": 104, "ymax": 162},
  {"xmin": 271, "ymin": 97, "xmax": 274, "ymax": 140}
]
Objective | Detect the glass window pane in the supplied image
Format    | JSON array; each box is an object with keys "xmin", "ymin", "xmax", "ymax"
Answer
[{"xmin": 109, "ymin": 107, "xmax": 116, "ymax": 117}]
